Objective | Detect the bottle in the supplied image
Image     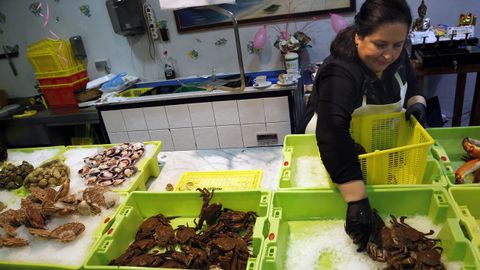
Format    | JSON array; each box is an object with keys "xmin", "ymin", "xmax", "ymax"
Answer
[
  {"xmin": 164, "ymin": 63, "xmax": 176, "ymax": 80},
  {"xmin": 284, "ymin": 51, "xmax": 299, "ymax": 76},
  {"xmin": 163, "ymin": 50, "xmax": 176, "ymax": 80}
]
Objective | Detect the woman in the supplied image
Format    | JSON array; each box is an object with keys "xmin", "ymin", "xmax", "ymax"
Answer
[{"xmin": 302, "ymin": 0, "xmax": 426, "ymax": 252}]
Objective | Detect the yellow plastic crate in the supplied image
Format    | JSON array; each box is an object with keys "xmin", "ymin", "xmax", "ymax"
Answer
[
  {"xmin": 350, "ymin": 111, "xmax": 434, "ymax": 185},
  {"xmin": 175, "ymin": 170, "xmax": 262, "ymax": 191},
  {"xmin": 27, "ymin": 39, "xmax": 78, "ymax": 72},
  {"xmin": 35, "ymin": 64, "xmax": 85, "ymax": 79}
]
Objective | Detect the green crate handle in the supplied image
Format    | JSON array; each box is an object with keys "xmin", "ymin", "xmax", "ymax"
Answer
[
  {"xmin": 246, "ymin": 257, "xmax": 257, "ymax": 270},
  {"xmin": 458, "ymin": 205, "xmax": 480, "ymax": 242},
  {"xmin": 430, "ymin": 143, "xmax": 451, "ymax": 166},
  {"xmin": 260, "ymin": 194, "xmax": 269, "ymax": 207},
  {"xmin": 266, "ymin": 246, "xmax": 277, "ymax": 259}
]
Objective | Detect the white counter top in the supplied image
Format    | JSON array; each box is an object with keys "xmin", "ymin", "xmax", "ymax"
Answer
[{"xmin": 148, "ymin": 146, "xmax": 283, "ymax": 191}]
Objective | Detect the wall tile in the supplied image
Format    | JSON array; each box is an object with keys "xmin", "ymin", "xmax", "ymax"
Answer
[
  {"xmin": 108, "ymin": 132, "xmax": 129, "ymax": 144},
  {"xmin": 165, "ymin": 105, "xmax": 192, "ymax": 128},
  {"xmin": 238, "ymin": 99, "xmax": 265, "ymax": 124},
  {"xmin": 127, "ymin": 131, "xmax": 151, "ymax": 142},
  {"xmin": 264, "ymin": 96, "xmax": 291, "ymax": 122},
  {"xmin": 213, "ymin": 101, "xmax": 240, "ymax": 125},
  {"xmin": 149, "ymin": 130, "xmax": 174, "ymax": 151},
  {"xmin": 122, "ymin": 108, "xmax": 147, "ymax": 131},
  {"xmin": 102, "ymin": 110, "xmax": 126, "ymax": 132},
  {"xmin": 266, "ymin": 122, "xmax": 292, "ymax": 145},
  {"xmin": 189, "ymin": 102, "xmax": 215, "ymax": 127},
  {"xmin": 241, "ymin": 124, "xmax": 267, "ymax": 147},
  {"xmin": 144, "ymin": 106, "xmax": 169, "ymax": 129},
  {"xmin": 171, "ymin": 128, "xmax": 196, "ymax": 150},
  {"xmin": 216, "ymin": 125, "xmax": 243, "ymax": 148},
  {"xmin": 193, "ymin": 127, "xmax": 220, "ymax": 149}
]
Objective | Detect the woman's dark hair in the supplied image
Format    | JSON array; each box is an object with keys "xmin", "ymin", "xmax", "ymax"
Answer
[{"xmin": 331, "ymin": 0, "xmax": 412, "ymax": 60}]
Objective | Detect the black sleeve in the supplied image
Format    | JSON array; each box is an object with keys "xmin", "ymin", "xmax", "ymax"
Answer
[
  {"xmin": 314, "ymin": 63, "xmax": 364, "ymax": 184},
  {"xmin": 403, "ymin": 50, "xmax": 424, "ymax": 103}
]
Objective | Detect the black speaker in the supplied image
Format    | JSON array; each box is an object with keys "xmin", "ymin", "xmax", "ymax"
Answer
[
  {"xmin": 106, "ymin": 0, "xmax": 145, "ymax": 36},
  {"xmin": 69, "ymin": 36, "xmax": 87, "ymax": 58}
]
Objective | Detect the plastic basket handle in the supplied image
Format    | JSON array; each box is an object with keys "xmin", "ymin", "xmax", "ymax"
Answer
[{"xmin": 458, "ymin": 205, "xmax": 480, "ymax": 242}]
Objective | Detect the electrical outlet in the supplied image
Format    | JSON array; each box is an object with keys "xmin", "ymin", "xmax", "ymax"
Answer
[{"xmin": 94, "ymin": 58, "xmax": 111, "ymax": 73}]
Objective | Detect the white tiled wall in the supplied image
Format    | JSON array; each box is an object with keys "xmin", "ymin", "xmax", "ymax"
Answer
[
  {"xmin": 213, "ymin": 101, "xmax": 240, "ymax": 125},
  {"xmin": 108, "ymin": 132, "xmax": 129, "ymax": 143},
  {"xmin": 170, "ymin": 128, "xmax": 196, "ymax": 151},
  {"xmin": 122, "ymin": 108, "xmax": 147, "ymax": 131},
  {"xmin": 193, "ymin": 127, "xmax": 220, "ymax": 149},
  {"xmin": 217, "ymin": 125, "xmax": 244, "ymax": 148},
  {"xmin": 264, "ymin": 97, "xmax": 291, "ymax": 122},
  {"xmin": 127, "ymin": 131, "xmax": 151, "ymax": 142},
  {"xmin": 103, "ymin": 96, "xmax": 291, "ymax": 150},
  {"xmin": 238, "ymin": 99, "xmax": 265, "ymax": 124},
  {"xmin": 144, "ymin": 106, "xmax": 169, "ymax": 129},
  {"xmin": 189, "ymin": 102, "xmax": 215, "ymax": 127},
  {"xmin": 102, "ymin": 111, "xmax": 126, "ymax": 132},
  {"xmin": 241, "ymin": 124, "xmax": 267, "ymax": 147},
  {"xmin": 166, "ymin": 105, "xmax": 191, "ymax": 128},
  {"xmin": 149, "ymin": 130, "xmax": 174, "ymax": 151}
]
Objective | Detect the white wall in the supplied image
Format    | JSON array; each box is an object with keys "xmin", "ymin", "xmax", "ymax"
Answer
[{"xmin": 0, "ymin": 0, "xmax": 479, "ymax": 124}]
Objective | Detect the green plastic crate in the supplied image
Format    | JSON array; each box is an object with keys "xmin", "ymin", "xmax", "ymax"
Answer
[
  {"xmin": 84, "ymin": 190, "xmax": 271, "ymax": 270},
  {"xmin": 427, "ymin": 126, "xmax": 480, "ymax": 186},
  {"xmin": 6, "ymin": 145, "xmax": 66, "ymax": 165},
  {"xmin": 0, "ymin": 193, "xmax": 127, "ymax": 270},
  {"xmin": 449, "ymin": 187, "xmax": 480, "ymax": 259},
  {"xmin": 280, "ymin": 135, "xmax": 447, "ymax": 189},
  {"xmin": 61, "ymin": 141, "xmax": 162, "ymax": 193},
  {"xmin": 260, "ymin": 187, "xmax": 480, "ymax": 270}
]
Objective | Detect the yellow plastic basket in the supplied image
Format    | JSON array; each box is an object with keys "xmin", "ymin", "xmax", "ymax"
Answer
[
  {"xmin": 350, "ymin": 111, "xmax": 434, "ymax": 185},
  {"xmin": 175, "ymin": 170, "xmax": 263, "ymax": 191},
  {"xmin": 35, "ymin": 64, "xmax": 85, "ymax": 79},
  {"xmin": 27, "ymin": 39, "xmax": 79, "ymax": 72}
]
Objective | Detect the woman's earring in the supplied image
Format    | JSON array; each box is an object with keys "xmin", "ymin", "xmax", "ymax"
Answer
[{"xmin": 355, "ymin": 43, "xmax": 358, "ymax": 48}]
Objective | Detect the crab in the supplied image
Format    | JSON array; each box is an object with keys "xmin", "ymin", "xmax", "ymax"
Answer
[
  {"xmin": 414, "ymin": 247, "xmax": 445, "ymax": 269},
  {"xmin": 0, "ymin": 209, "xmax": 27, "ymax": 236},
  {"xmin": 28, "ymin": 222, "xmax": 85, "ymax": 242},
  {"xmin": 195, "ymin": 188, "xmax": 222, "ymax": 230},
  {"xmin": 135, "ymin": 214, "xmax": 174, "ymax": 241},
  {"xmin": 153, "ymin": 224, "xmax": 176, "ymax": 249},
  {"xmin": 206, "ymin": 235, "xmax": 250, "ymax": 270},
  {"xmin": 175, "ymin": 225, "xmax": 197, "ymax": 244},
  {"xmin": 0, "ymin": 236, "xmax": 29, "ymax": 247},
  {"xmin": 390, "ymin": 215, "xmax": 439, "ymax": 251}
]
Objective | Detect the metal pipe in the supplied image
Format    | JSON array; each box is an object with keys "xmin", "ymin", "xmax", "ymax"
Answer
[{"xmin": 207, "ymin": 6, "xmax": 245, "ymax": 91}]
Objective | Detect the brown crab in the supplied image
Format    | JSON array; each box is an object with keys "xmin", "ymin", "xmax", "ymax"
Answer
[
  {"xmin": 195, "ymin": 188, "xmax": 222, "ymax": 230},
  {"xmin": 0, "ymin": 236, "xmax": 29, "ymax": 248},
  {"xmin": 414, "ymin": 247, "xmax": 445, "ymax": 269},
  {"xmin": 175, "ymin": 225, "xmax": 197, "ymax": 244},
  {"xmin": 28, "ymin": 222, "xmax": 85, "ymax": 242},
  {"xmin": 390, "ymin": 215, "xmax": 438, "ymax": 251},
  {"xmin": 0, "ymin": 209, "xmax": 27, "ymax": 236}
]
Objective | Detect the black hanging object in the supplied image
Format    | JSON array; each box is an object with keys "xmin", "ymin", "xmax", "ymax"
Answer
[{"xmin": 69, "ymin": 36, "xmax": 87, "ymax": 58}]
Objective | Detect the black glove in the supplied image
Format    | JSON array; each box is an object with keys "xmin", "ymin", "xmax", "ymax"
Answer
[
  {"xmin": 345, "ymin": 198, "xmax": 373, "ymax": 252},
  {"xmin": 405, "ymin": 102, "xmax": 427, "ymax": 127}
]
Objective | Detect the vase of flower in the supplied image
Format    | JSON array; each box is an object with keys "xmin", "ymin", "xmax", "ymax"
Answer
[
  {"xmin": 274, "ymin": 31, "xmax": 311, "ymax": 77},
  {"xmin": 284, "ymin": 51, "xmax": 300, "ymax": 75}
]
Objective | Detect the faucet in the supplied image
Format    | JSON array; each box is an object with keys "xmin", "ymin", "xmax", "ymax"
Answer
[{"xmin": 205, "ymin": 6, "xmax": 246, "ymax": 92}]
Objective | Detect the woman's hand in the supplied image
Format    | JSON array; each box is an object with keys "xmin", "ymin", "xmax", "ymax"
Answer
[
  {"xmin": 406, "ymin": 95, "xmax": 427, "ymax": 127},
  {"xmin": 406, "ymin": 102, "xmax": 427, "ymax": 126},
  {"xmin": 338, "ymin": 180, "xmax": 372, "ymax": 252},
  {"xmin": 345, "ymin": 198, "xmax": 373, "ymax": 252}
]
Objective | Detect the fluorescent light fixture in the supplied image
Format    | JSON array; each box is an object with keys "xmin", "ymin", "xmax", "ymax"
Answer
[{"xmin": 159, "ymin": 0, "xmax": 235, "ymax": 10}]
